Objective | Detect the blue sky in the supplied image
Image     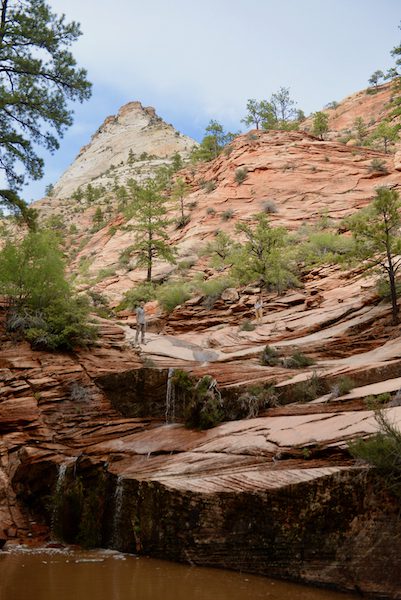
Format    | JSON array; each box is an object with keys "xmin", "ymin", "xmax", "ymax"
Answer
[{"xmin": 25, "ymin": 0, "xmax": 401, "ymax": 201}]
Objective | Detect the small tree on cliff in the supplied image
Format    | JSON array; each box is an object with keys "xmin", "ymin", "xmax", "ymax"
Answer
[
  {"xmin": 311, "ymin": 112, "xmax": 329, "ymax": 140},
  {"xmin": 191, "ymin": 120, "xmax": 235, "ymax": 162},
  {"xmin": 171, "ymin": 177, "xmax": 189, "ymax": 224},
  {"xmin": 242, "ymin": 99, "xmax": 269, "ymax": 130},
  {"xmin": 128, "ymin": 181, "xmax": 176, "ymax": 282},
  {"xmin": 346, "ymin": 187, "xmax": 401, "ymax": 324},
  {"xmin": 368, "ymin": 70, "xmax": 384, "ymax": 90},
  {"xmin": 370, "ymin": 120, "xmax": 400, "ymax": 153},
  {"xmin": 0, "ymin": 0, "xmax": 91, "ymax": 223},
  {"xmin": 231, "ymin": 213, "xmax": 299, "ymax": 292}
]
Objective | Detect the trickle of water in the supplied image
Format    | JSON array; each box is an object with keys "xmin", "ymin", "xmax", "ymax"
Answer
[
  {"xmin": 50, "ymin": 463, "xmax": 68, "ymax": 539},
  {"xmin": 165, "ymin": 367, "xmax": 175, "ymax": 424},
  {"xmin": 110, "ymin": 476, "xmax": 124, "ymax": 550}
]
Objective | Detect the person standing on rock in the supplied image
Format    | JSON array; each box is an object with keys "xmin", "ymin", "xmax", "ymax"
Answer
[
  {"xmin": 254, "ymin": 294, "xmax": 264, "ymax": 325},
  {"xmin": 135, "ymin": 301, "xmax": 146, "ymax": 345}
]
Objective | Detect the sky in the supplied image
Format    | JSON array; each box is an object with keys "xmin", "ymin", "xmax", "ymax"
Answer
[{"xmin": 23, "ymin": 0, "xmax": 401, "ymax": 201}]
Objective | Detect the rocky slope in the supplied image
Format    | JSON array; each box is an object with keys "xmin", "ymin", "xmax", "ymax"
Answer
[
  {"xmin": 2, "ymin": 84, "xmax": 401, "ymax": 597},
  {"xmin": 75, "ymin": 126, "xmax": 401, "ymax": 304},
  {"xmin": 303, "ymin": 82, "xmax": 394, "ymax": 141},
  {"xmin": 27, "ymin": 83, "xmax": 399, "ymax": 305}
]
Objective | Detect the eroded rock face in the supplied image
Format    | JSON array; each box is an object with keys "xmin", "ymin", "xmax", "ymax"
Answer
[{"xmin": 50, "ymin": 101, "xmax": 197, "ymax": 199}]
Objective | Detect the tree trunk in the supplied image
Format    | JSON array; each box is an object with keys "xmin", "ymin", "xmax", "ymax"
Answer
[{"xmin": 387, "ymin": 255, "xmax": 399, "ymax": 324}]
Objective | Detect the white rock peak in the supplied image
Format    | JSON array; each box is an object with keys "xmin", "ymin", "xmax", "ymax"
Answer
[{"xmin": 52, "ymin": 100, "xmax": 197, "ymax": 199}]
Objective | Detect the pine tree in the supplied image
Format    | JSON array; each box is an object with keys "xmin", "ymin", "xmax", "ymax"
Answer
[
  {"xmin": 0, "ymin": 0, "xmax": 91, "ymax": 221},
  {"xmin": 129, "ymin": 181, "xmax": 176, "ymax": 281},
  {"xmin": 346, "ymin": 187, "xmax": 401, "ymax": 324},
  {"xmin": 312, "ymin": 112, "xmax": 329, "ymax": 140}
]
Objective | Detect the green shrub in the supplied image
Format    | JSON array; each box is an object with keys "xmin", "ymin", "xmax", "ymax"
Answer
[
  {"xmin": 369, "ymin": 158, "xmax": 388, "ymax": 174},
  {"xmin": 221, "ymin": 208, "xmax": 234, "ymax": 221},
  {"xmin": 233, "ymin": 384, "xmax": 279, "ymax": 418},
  {"xmin": 0, "ymin": 231, "xmax": 97, "ymax": 351},
  {"xmin": 260, "ymin": 345, "xmax": 280, "ymax": 366},
  {"xmin": 376, "ymin": 277, "xmax": 401, "ymax": 301},
  {"xmin": 156, "ymin": 281, "xmax": 191, "ymax": 312},
  {"xmin": 94, "ymin": 267, "xmax": 116, "ymax": 283},
  {"xmin": 175, "ymin": 214, "xmax": 191, "ymax": 229},
  {"xmin": 330, "ymin": 376, "xmax": 356, "ymax": 397},
  {"xmin": 20, "ymin": 296, "xmax": 97, "ymax": 351},
  {"xmin": 349, "ymin": 411, "xmax": 401, "ymax": 498},
  {"xmin": 290, "ymin": 372, "xmax": 326, "ymax": 403},
  {"xmin": 195, "ymin": 277, "xmax": 233, "ymax": 304},
  {"xmin": 118, "ymin": 281, "xmax": 156, "ymax": 310},
  {"xmin": 284, "ymin": 351, "xmax": 315, "ymax": 369},
  {"xmin": 184, "ymin": 375, "xmax": 224, "ymax": 430},
  {"xmin": 206, "ymin": 207, "xmax": 216, "ymax": 216},
  {"xmin": 234, "ymin": 167, "xmax": 248, "ymax": 184},
  {"xmin": 364, "ymin": 393, "xmax": 391, "ymax": 410},
  {"xmin": 239, "ymin": 319, "xmax": 255, "ymax": 332},
  {"xmin": 203, "ymin": 180, "xmax": 216, "ymax": 193},
  {"xmin": 261, "ymin": 200, "xmax": 278, "ymax": 214}
]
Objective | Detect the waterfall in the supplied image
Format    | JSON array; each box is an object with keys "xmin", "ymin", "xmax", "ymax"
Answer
[
  {"xmin": 109, "ymin": 476, "xmax": 124, "ymax": 550},
  {"xmin": 50, "ymin": 462, "xmax": 68, "ymax": 539},
  {"xmin": 165, "ymin": 367, "xmax": 175, "ymax": 424}
]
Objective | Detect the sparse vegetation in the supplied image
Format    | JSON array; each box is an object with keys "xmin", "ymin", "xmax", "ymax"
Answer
[
  {"xmin": 203, "ymin": 180, "xmax": 217, "ymax": 193},
  {"xmin": 330, "ymin": 376, "xmax": 356, "ymax": 398},
  {"xmin": 349, "ymin": 411, "xmax": 401, "ymax": 498},
  {"xmin": 156, "ymin": 281, "xmax": 191, "ymax": 312},
  {"xmin": 261, "ymin": 200, "xmax": 278, "ymax": 214},
  {"xmin": 368, "ymin": 158, "xmax": 388, "ymax": 174},
  {"xmin": 221, "ymin": 208, "xmax": 234, "ymax": 221},
  {"xmin": 239, "ymin": 319, "xmax": 255, "ymax": 332},
  {"xmin": 234, "ymin": 167, "xmax": 248, "ymax": 184},
  {"xmin": 346, "ymin": 187, "xmax": 401, "ymax": 324},
  {"xmin": 260, "ymin": 345, "xmax": 281, "ymax": 367}
]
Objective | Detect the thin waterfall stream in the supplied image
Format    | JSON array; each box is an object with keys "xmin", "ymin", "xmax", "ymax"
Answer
[
  {"xmin": 110, "ymin": 476, "xmax": 124, "ymax": 549},
  {"xmin": 165, "ymin": 367, "xmax": 175, "ymax": 423}
]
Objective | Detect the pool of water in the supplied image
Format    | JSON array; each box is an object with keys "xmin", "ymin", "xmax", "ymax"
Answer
[{"xmin": 0, "ymin": 547, "xmax": 357, "ymax": 600}]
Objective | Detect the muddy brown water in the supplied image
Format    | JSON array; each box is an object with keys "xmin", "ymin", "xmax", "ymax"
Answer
[{"xmin": 0, "ymin": 548, "xmax": 358, "ymax": 600}]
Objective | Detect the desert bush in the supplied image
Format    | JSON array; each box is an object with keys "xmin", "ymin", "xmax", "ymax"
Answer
[
  {"xmin": 195, "ymin": 277, "xmax": 233, "ymax": 304},
  {"xmin": 118, "ymin": 282, "xmax": 156, "ymax": 310},
  {"xmin": 175, "ymin": 214, "xmax": 191, "ymax": 229},
  {"xmin": 221, "ymin": 208, "xmax": 234, "ymax": 221},
  {"xmin": 297, "ymin": 231, "xmax": 353, "ymax": 267},
  {"xmin": 349, "ymin": 411, "xmax": 401, "ymax": 498},
  {"xmin": 290, "ymin": 372, "xmax": 326, "ymax": 403},
  {"xmin": 206, "ymin": 207, "xmax": 216, "ymax": 216},
  {"xmin": 376, "ymin": 277, "xmax": 401, "ymax": 301},
  {"xmin": 203, "ymin": 180, "xmax": 216, "ymax": 193},
  {"xmin": 364, "ymin": 393, "xmax": 391, "ymax": 410},
  {"xmin": 284, "ymin": 351, "xmax": 316, "ymax": 369},
  {"xmin": 0, "ymin": 231, "xmax": 97, "ymax": 350},
  {"xmin": 234, "ymin": 384, "xmax": 279, "ymax": 418},
  {"xmin": 239, "ymin": 319, "xmax": 255, "ymax": 332},
  {"xmin": 22, "ymin": 296, "xmax": 97, "ymax": 351},
  {"xmin": 235, "ymin": 167, "xmax": 248, "ymax": 184},
  {"xmin": 260, "ymin": 345, "xmax": 281, "ymax": 367},
  {"xmin": 184, "ymin": 375, "xmax": 224, "ymax": 430},
  {"xmin": 156, "ymin": 281, "xmax": 191, "ymax": 312},
  {"xmin": 261, "ymin": 200, "xmax": 278, "ymax": 214},
  {"xmin": 369, "ymin": 158, "xmax": 388, "ymax": 174},
  {"xmin": 330, "ymin": 376, "xmax": 356, "ymax": 398}
]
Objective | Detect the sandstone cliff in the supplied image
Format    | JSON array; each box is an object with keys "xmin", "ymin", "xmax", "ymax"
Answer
[
  {"xmin": 3, "ymin": 85, "xmax": 401, "ymax": 597},
  {"xmin": 41, "ymin": 101, "xmax": 197, "ymax": 201}
]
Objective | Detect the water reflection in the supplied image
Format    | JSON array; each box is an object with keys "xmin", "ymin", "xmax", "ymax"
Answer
[{"xmin": 0, "ymin": 548, "xmax": 357, "ymax": 600}]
